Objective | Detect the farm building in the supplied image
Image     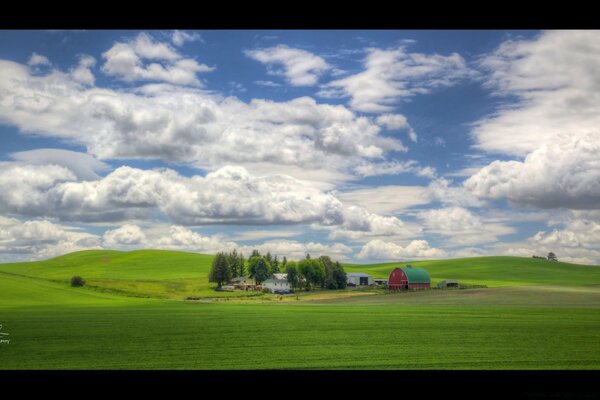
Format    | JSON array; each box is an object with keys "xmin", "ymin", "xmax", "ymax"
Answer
[
  {"xmin": 373, "ymin": 278, "xmax": 388, "ymax": 286},
  {"xmin": 437, "ymin": 280, "xmax": 459, "ymax": 288},
  {"xmin": 388, "ymin": 265, "xmax": 431, "ymax": 290},
  {"xmin": 229, "ymin": 276, "xmax": 255, "ymax": 290},
  {"xmin": 273, "ymin": 273, "xmax": 288, "ymax": 280},
  {"xmin": 262, "ymin": 278, "xmax": 290, "ymax": 292},
  {"xmin": 347, "ymin": 272, "xmax": 374, "ymax": 286}
]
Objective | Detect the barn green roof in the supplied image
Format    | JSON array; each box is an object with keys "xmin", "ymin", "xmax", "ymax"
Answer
[{"xmin": 400, "ymin": 266, "xmax": 431, "ymax": 283}]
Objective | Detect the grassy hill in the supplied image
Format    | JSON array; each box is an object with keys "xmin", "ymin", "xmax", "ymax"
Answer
[
  {"xmin": 344, "ymin": 256, "xmax": 600, "ymax": 287},
  {"xmin": 2, "ymin": 250, "xmax": 600, "ymax": 369},
  {"xmin": 1, "ymin": 251, "xmax": 598, "ymax": 301}
]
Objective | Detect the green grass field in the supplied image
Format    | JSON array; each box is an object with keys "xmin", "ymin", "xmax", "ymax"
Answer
[{"xmin": 1, "ymin": 250, "xmax": 600, "ymax": 369}]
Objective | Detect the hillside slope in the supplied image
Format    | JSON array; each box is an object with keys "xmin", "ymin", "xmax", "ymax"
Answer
[{"xmin": 1, "ymin": 251, "xmax": 599, "ymax": 301}]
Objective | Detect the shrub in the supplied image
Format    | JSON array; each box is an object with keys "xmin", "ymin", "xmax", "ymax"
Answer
[{"xmin": 70, "ymin": 276, "xmax": 85, "ymax": 287}]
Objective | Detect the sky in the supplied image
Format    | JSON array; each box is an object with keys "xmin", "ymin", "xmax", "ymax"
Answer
[{"xmin": 1, "ymin": 29, "xmax": 599, "ymax": 265}]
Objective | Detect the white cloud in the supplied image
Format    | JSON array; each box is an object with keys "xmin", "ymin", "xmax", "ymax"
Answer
[
  {"xmin": 474, "ymin": 30, "xmax": 600, "ymax": 157},
  {"xmin": 254, "ymin": 80, "xmax": 282, "ymax": 87},
  {"xmin": 28, "ymin": 52, "xmax": 50, "ymax": 66},
  {"xmin": 376, "ymin": 113, "xmax": 417, "ymax": 142},
  {"xmin": 0, "ymin": 219, "xmax": 101, "ymax": 261},
  {"xmin": 354, "ymin": 161, "xmax": 418, "ymax": 177},
  {"xmin": 230, "ymin": 229, "xmax": 300, "ymax": 241},
  {"xmin": 239, "ymin": 240, "xmax": 352, "ymax": 261},
  {"xmin": 245, "ymin": 45, "xmax": 331, "ymax": 86},
  {"xmin": 418, "ymin": 206, "xmax": 515, "ymax": 246},
  {"xmin": 337, "ymin": 186, "xmax": 430, "ymax": 215},
  {"xmin": 101, "ymin": 32, "xmax": 214, "ymax": 85},
  {"xmin": 171, "ymin": 30, "xmax": 203, "ymax": 47},
  {"xmin": 70, "ymin": 55, "xmax": 96, "ymax": 85},
  {"xmin": 10, "ymin": 148, "xmax": 109, "ymax": 181},
  {"xmin": 358, "ymin": 239, "xmax": 447, "ymax": 260},
  {"xmin": 427, "ymin": 178, "xmax": 485, "ymax": 207},
  {"xmin": 328, "ymin": 205, "xmax": 420, "ymax": 241},
  {"xmin": 0, "ymin": 162, "xmax": 413, "ymax": 246},
  {"xmin": 0, "ymin": 60, "xmax": 408, "ymax": 186},
  {"xmin": 465, "ymin": 132, "xmax": 600, "ymax": 209},
  {"xmin": 102, "ymin": 224, "xmax": 146, "ymax": 248},
  {"xmin": 319, "ymin": 46, "xmax": 473, "ymax": 113}
]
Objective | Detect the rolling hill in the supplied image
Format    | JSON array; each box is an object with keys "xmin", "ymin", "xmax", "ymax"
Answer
[
  {"xmin": 0, "ymin": 250, "xmax": 598, "ymax": 301},
  {"xmin": 2, "ymin": 250, "xmax": 600, "ymax": 370}
]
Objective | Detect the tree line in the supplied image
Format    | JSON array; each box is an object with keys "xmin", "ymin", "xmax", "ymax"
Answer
[{"xmin": 209, "ymin": 250, "xmax": 347, "ymax": 290}]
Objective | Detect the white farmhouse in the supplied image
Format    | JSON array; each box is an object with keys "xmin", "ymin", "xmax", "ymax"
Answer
[
  {"xmin": 262, "ymin": 278, "xmax": 290, "ymax": 292},
  {"xmin": 346, "ymin": 272, "xmax": 374, "ymax": 286}
]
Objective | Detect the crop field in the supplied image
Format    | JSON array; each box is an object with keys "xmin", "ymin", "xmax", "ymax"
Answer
[{"xmin": 1, "ymin": 250, "xmax": 600, "ymax": 369}]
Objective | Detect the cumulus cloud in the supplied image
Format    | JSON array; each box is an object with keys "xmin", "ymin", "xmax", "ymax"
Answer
[
  {"xmin": 319, "ymin": 46, "xmax": 473, "ymax": 113},
  {"xmin": 376, "ymin": 113, "xmax": 417, "ymax": 142},
  {"xmin": 427, "ymin": 178, "xmax": 485, "ymax": 207},
  {"xmin": 327, "ymin": 205, "xmax": 421, "ymax": 241},
  {"xmin": 337, "ymin": 185, "xmax": 430, "ymax": 215},
  {"xmin": 245, "ymin": 45, "xmax": 331, "ymax": 86},
  {"xmin": 358, "ymin": 239, "xmax": 447, "ymax": 260},
  {"xmin": 101, "ymin": 32, "xmax": 214, "ymax": 85},
  {"xmin": 418, "ymin": 206, "xmax": 515, "ymax": 246},
  {"xmin": 0, "ymin": 59, "xmax": 406, "ymax": 185},
  {"xmin": 0, "ymin": 218, "xmax": 101, "ymax": 261},
  {"xmin": 474, "ymin": 30, "xmax": 600, "ymax": 156},
  {"xmin": 27, "ymin": 52, "xmax": 50, "ymax": 66},
  {"xmin": 171, "ymin": 30, "xmax": 203, "ymax": 47},
  {"xmin": 102, "ymin": 224, "xmax": 146, "ymax": 247},
  {"xmin": 465, "ymin": 132, "xmax": 600, "ymax": 209},
  {"xmin": 239, "ymin": 240, "xmax": 352, "ymax": 261},
  {"xmin": 0, "ymin": 162, "xmax": 411, "ymax": 246},
  {"xmin": 70, "ymin": 55, "xmax": 96, "ymax": 85},
  {"xmin": 10, "ymin": 148, "xmax": 109, "ymax": 181}
]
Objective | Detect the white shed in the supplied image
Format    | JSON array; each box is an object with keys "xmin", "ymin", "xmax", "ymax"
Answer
[
  {"xmin": 262, "ymin": 278, "xmax": 291, "ymax": 292},
  {"xmin": 346, "ymin": 272, "xmax": 374, "ymax": 286}
]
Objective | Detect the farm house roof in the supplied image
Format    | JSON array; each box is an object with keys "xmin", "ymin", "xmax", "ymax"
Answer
[
  {"xmin": 400, "ymin": 266, "xmax": 431, "ymax": 283},
  {"xmin": 346, "ymin": 272, "xmax": 372, "ymax": 278}
]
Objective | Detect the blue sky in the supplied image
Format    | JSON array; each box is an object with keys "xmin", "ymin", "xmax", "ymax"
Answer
[{"xmin": 1, "ymin": 30, "xmax": 599, "ymax": 264}]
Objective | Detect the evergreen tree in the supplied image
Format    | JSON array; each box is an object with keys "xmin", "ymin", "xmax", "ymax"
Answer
[
  {"xmin": 228, "ymin": 249, "xmax": 239, "ymax": 277},
  {"xmin": 209, "ymin": 252, "xmax": 231, "ymax": 287},
  {"xmin": 238, "ymin": 252, "xmax": 245, "ymax": 276},
  {"xmin": 332, "ymin": 261, "xmax": 347, "ymax": 289},
  {"xmin": 282, "ymin": 256, "xmax": 287, "ymax": 267}
]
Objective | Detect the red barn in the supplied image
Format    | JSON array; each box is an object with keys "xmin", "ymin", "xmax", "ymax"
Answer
[{"xmin": 388, "ymin": 265, "xmax": 431, "ymax": 290}]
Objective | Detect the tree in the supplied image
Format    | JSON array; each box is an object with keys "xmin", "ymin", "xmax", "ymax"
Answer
[
  {"xmin": 209, "ymin": 252, "xmax": 231, "ymax": 287},
  {"xmin": 332, "ymin": 262, "xmax": 347, "ymax": 289},
  {"xmin": 286, "ymin": 262, "xmax": 299, "ymax": 289},
  {"xmin": 228, "ymin": 249, "xmax": 239, "ymax": 277},
  {"xmin": 71, "ymin": 276, "xmax": 85, "ymax": 287},
  {"xmin": 298, "ymin": 259, "xmax": 313, "ymax": 290},
  {"xmin": 265, "ymin": 252, "xmax": 273, "ymax": 266},
  {"xmin": 271, "ymin": 262, "xmax": 281, "ymax": 274},
  {"xmin": 238, "ymin": 252, "xmax": 246, "ymax": 276},
  {"xmin": 282, "ymin": 256, "xmax": 287, "ymax": 267},
  {"xmin": 547, "ymin": 252, "xmax": 558, "ymax": 261},
  {"xmin": 250, "ymin": 249, "xmax": 261, "ymax": 260},
  {"xmin": 320, "ymin": 256, "xmax": 336, "ymax": 289},
  {"xmin": 248, "ymin": 256, "xmax": 270, "ymax": 284}
]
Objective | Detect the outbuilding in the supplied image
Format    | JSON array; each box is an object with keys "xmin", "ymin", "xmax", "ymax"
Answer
[
  {"xmin": 437, "ymin": 280, "xmax": 459, "ymax": 288},
  {"xmin": 388, "ymin": 265, "xmax": 431, "ymax": 290},
  {"xmin": 262, "ymin": 278, "xmax": 291, "ymax": 293},
  {"xmin": 347, "ymin": 272, "xmax": 374, "ymax": 286}
]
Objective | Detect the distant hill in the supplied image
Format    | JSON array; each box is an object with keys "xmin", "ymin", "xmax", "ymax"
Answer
[
  {"xmin": 0, "ymin": 251, "xmax": 598, "ymax": 301},
  {"xmin": 344, "ymin": 256, "xmax": 600, "ymax": 287}
]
